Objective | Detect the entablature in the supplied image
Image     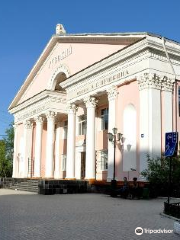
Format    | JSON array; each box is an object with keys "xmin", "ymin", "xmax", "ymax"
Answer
[{"xmin": 10, "ymin": 90, "xmax": 67, "ymax": 123}]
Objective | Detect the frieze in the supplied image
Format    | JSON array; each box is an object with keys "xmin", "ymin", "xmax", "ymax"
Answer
[{"xmin": 68, "ymin": 70, "xmax": 129, "ymax": 100}]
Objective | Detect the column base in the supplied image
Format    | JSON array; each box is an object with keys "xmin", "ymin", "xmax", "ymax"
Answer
[
  {"xmin": 54, "ymin": 172, "xmax": 61, "ymax": 179},
  {"xmin": 65, "ymin": 178, "xmax": 76, "ymax": 180}
]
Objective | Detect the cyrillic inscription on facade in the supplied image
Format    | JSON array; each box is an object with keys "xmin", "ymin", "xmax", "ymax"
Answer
[
  {"xmin": 49, "ymin": 45, "xmax": 72, "ymax": 68},
  {"xmin": 69, "ymin": 70, "xmax": 129, "ymax": 99}
]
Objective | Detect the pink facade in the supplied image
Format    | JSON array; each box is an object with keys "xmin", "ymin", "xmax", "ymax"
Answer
[{"xmin": 10, "ymin": 25, "xmax": 180, "ymax": 182}]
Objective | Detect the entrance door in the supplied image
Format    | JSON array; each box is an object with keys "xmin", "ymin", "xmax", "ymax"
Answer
[{"xmin": 81, "ymin": 152, "xmax": 86, "ymax": 179}]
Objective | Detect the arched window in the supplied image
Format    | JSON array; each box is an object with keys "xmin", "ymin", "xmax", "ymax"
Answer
[{"xmin": 54, "ymin": 72, "xmax": 67, "ymax": 91}]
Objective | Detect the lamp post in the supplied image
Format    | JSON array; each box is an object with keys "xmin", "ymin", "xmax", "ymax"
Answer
[{"xmin": 108, "ymin": 128, "xmax": 123, "ymax": 196}]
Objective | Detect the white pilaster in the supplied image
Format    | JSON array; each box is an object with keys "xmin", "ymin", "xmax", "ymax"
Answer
[
  {"xmin": 45, "ymin": 111, "xmax": 56, "ymax": 178},
  {"xmin": 107, "ymin": 86, "xmax": 118, "ymax": 181},
  {"xmin": 66, "ymin": 104, "xmax": 76, "ymax": 179},
  {"xmin": 84, "ymin": 97, "xmax": 98, "ymax": 179},
  {"xmin": 23, "ymin": 120, "xmax": 33, "ymax": 178},
  {"xmin": 54, "ymin": 122, "xmax": 61, "ymax": 179},
  {"xmin": 163, "ymin": 78, "xmax": 173, "ymax": 133},
  {"xmin": 12, "ymin": 124, "xmax": 18, "ymax": 178},
  {"xmin": 138, "ymin": 73, "xmax": 163, "ymax": 173},
  {"xmin": 34, "ymin": 116, "xmax": 43, "ymax": 178}
]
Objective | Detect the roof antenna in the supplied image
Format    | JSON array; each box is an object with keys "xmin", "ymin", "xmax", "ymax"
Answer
[{"xmin": 56, "ymin": 24, "xmax": 66, "ymax": 35}]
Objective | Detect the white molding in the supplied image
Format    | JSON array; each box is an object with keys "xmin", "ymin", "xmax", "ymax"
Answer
[
  {"xmin": 47, "ymin": 64, "xmax": 71, "ymax": 90},
  {"xmin": 11, "ymin": 90, "xmax": 66, "ymax": 123}
]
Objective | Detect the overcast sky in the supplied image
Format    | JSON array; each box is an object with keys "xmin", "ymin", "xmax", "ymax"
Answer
[{"xmin": 0, "ymin": 0, "xmax": 180, "ymax": 138}]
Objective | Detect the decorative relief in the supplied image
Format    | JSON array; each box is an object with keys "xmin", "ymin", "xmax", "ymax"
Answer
[
  {"xmin": 66, "ymin": 103, "xmax": 77, "ymax": 113},
  {"xmin": 84, "ymin": 96, "xmax": 98, "ymax": 108},
  {"xmin": 56, "ymin": 24, "xmax": 66, "ymax": 35},
  {"xmin": 47, "ymin": 64, "xmax": 70, "ymax": 90},
  {"xmin": 107, "ymin": 86, "xmax": 118, "ymax": 101},
  {"xmin": 137, "ymin": 72, "xmax": 174, "ymax": 92},
  {"xmin": 24, "ymin": 120, "xmax": 33, "ymax": 129}
]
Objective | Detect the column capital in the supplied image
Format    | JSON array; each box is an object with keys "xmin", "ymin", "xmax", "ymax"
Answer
[
  {"xmin": 137, "ymin": 72, "xmax": 174, "ymax": 91},
  {"xmin": 24, "ymin": 120, "xmax": 33, "ymax": 129},
  {"xmin": 67, "ymin": 103, "xmax": 77, "ymax": 113},
  {"xmin": 35, "ymin": 116, "xmax": 44, "ymax": 124},
  {"xmin": 84, "ymin": 96, "xmax": 98, "ymax": 108},
  {"xmin": 107, "ymin": 86, "xmax": 118, "ymax": 101},
  {"xmin": 46, "ymin": 111, "xmax": 56, "ymax": 120},
  {"xmin": 161, "ymin": 75, "xmax": 174, "ymax": 92}
]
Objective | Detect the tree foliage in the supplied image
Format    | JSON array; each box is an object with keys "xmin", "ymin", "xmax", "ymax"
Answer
[
  {"xmin": 0, "ymin": 123, "xmax": 14, "ymax": 177},
  {"xmin": 141, "ymin": 155, "xmax": 180, "ymax": 197}
]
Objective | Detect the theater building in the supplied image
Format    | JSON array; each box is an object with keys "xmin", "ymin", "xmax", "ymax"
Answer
[{"xmin": 9, "ymin": 24, "xmax": 180, "ymax": 181}]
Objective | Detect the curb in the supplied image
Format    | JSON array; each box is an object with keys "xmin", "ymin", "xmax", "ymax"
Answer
[{"xmin": 160, "ymin": 212, "xmax": 180, "ymax": 222}]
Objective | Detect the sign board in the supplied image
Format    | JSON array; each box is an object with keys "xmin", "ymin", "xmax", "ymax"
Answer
[{"xmin": 165, "ymin": 132, "xmax": 178, "ymax": 157}]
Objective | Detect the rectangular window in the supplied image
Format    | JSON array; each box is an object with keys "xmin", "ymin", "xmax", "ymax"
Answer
[
  {"xmin": 101, "ymin": 108, "xmax": 109, "ymax": 130},
  {"xmin": 61, "ymin": 155, "xmax": 66, "ymax": 171},
  {"xmin": 100, "ymin": 150, "xmax": 108, "ymax": 170},
  {"xmin": 179, "ymin": 87, "xmax": 180, "ymax": 117},
  {"xmin": 78, "ymin": 115, "xmax": 87, "ymax": 135},
  {"xmin": 63, "ymin": 120, "xmax": 68, "ymax": 139}
]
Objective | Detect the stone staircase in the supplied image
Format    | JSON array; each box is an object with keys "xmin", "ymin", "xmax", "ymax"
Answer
[
  {"xmin": 10, "ymin": 180, "xmax": 38, "ymax": 192},
  {"xmin": 1, "ymin": 178, "xmax": 39, "ymax": 193}
]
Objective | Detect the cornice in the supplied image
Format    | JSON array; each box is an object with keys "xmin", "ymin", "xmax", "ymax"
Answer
[
  {"xmin": 10, "ymin": 90, "xmax": 66, "ymax": 115},
  {"xmin": 61, "ymin": 36, "xmax": 180, "ymax": 90}
]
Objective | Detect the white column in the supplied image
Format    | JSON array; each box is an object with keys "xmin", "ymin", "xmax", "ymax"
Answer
[
  {"xmin": 45, "ymin": 111, "xmax": 56, "ymax": 178},
  {"xmin": 54, "ymin": 122, "xmax": 61, "ymax": 179},
  {"xmin": 138, "ymin": 73, "xmax": 162, "ymax": 173},
  {"xmin": 163, "ymin": 91, "xmax": 173, "ymax": 133},
  {"xmin": 34, "ymin": 116, "xmax": 43, "ymax": 177},
  {"xmin": 23, "ymin": 120, "xmax": 33, "ymax": 178},
  {"xmin": 107, "ymin": 86, "xmax": 118, "ymax": 181},
  {"xmin": 12, "ymin": 124, "xmax": 18, "ymax": 178},
  {"xmin": 84, "ymin": 97, "xmax": 98, "ymax": 179},
  {"xmin": 66, "ymin": 104, "xmax": 76, "ymax": 179}
]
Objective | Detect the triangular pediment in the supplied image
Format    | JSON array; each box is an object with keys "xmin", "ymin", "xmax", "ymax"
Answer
[{"xmin": 9, "ymin": 33, "xmax": 146, "ymax": 111}]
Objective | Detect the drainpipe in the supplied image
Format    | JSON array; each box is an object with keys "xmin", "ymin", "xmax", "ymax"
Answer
[{"xmin": 162, "ymin": 37, "xmax": 177, "ymax": 132}]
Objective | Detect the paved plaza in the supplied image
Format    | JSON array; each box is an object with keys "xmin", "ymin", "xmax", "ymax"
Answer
[{"xmin": 0, "ymin": 189, "xmax": 179, "ymax": 240}]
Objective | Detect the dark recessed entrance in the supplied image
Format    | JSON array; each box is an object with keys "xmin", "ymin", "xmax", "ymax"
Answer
[{"xmin": 81, "ymin": 152, "xmax": 86, "ymax": 179}]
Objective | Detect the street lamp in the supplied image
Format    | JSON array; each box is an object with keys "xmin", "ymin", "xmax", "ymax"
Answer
[{"xmin": 107, "ymin": 128, "xmax": 123, "ymax": 196}]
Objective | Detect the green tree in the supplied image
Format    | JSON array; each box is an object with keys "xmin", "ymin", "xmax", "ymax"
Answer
[
  {"xmin": 141, "ymin": 155, "xmax": 180, "ymax": 197},
  {"xmin": 0, "ymin": 123, "xmax": 14, "ymax": 177}
]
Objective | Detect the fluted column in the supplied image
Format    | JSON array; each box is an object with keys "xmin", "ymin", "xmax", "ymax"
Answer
[
  {"xmin": 107, "ymin": 86, "xmax": 118, "ymax": 181},
  {"xmin": 45, "ymin": 111, "xmax": 56, "ymax": 178},
  {"xmin": 84, "ymin": 96, "xmax": 98, "ymax": 179},
  {"xmin": 66, "ymin": 104, "xmax": 76, "ymax": 179},
  {"xmin": 23, "ymin": 120, "xmax": 33, "ymax": 178},
  {"xmin": 12, "ymin": 124, "xmax": 18, "ymax": 178},
  {"xmin": 54, "ymin": 122, "xmax": 61, "ymax": 179},
  {"xmin": 34, "ymin": 116, "xmax": 43, "ymax": 177}
]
